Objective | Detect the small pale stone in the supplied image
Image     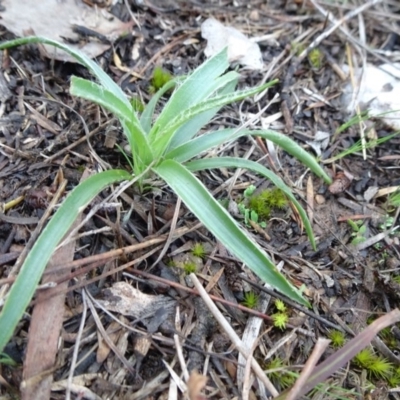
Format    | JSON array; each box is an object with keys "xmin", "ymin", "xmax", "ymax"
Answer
[
  {"xmin": 315, "ymin": 194, "xmax": 325, "ymax": 204},
  {"xmin": 323, "ymin": 274, "xmax": 335, "ymax": 288},
  {"xmin": 249, "ymin": 10, "xmax": 259, "ymax": 21}
]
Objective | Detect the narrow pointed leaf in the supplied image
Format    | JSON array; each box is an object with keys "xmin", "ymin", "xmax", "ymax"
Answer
[
  {"xmin": 167, "ymin": 72, "xmax": 240, "ymax": 150},
  {"xmin": 186, "ymin": 157, "xmax": 316, "ymax": 250},
  {"xmin": 169, "ymin": 127, "xmax": 330, "ymax": 185},
  {"xmin": 254, "ymin": 130, "xmax": 332, "ymax": 184},
  {"xmin": 152, "ymin": 82, "xmax": 275, "ymax": 158},
  {"xmin": 0, "ymin": 36, "xmax": 130, "ymax": 107},
  {"xmin": 151, "ymin": 48, "xmax": 230, "ymax": 133},
  {"xmin": 70, "ymin": 77, "xmax": 153, "ymax": 167},
  {"xmin": 154, "ymin": 160, "xmax": 308, "ymax": 306},
  {"xmin": 0, "ymin": 169, "xmax": 132, "ymax": 353},
  {"xmin": 140, "ymin": 79, "xmax": 178, "ymax": 133},
  {"xmin": 166, "ymin": 128, "xmax": 247, "ymax": 162},
  {"xmin": 71, "ymin": 77, "xmax": 136, "ymax": 123}
]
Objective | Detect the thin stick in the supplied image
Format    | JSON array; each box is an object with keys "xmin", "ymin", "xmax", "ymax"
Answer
[
  {"xmin": 66, "ymin": 290, "xmax": 87, "ymax": 400},
  {"xmin": 285, "ymin": 339, "xmax": 330, "ymax": 400},
  {"xmin": 189, "ymin": 273, "xmax": 279, "ymax": 397},
  {"xmin": 174, "ymin": 334, "xmax": 190, "ymax": 382},
  {"xmin": 85, "ymin": 291, "xmax": 135, "ymax": 375},
  {"xmin": 150, "ymin": 198, "xmax": 181, "ymax": 268},
  {"xmin": 304, "ymin": 0, "xmax": 383, "ymax": 61}
]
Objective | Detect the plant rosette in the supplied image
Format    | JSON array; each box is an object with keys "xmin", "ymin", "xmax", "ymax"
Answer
[{"xmin": 0, "ymin": 36, "xmax": 332, "ymax": 353}]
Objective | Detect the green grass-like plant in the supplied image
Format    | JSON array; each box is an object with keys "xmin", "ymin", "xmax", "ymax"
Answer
[
  {"xmin": 347, "ymin": 219, "xmax": 367, "ymax": 246},
  {"xmin": 0, "ymin": 36, "xmax": 332, "ymax": 353},
  {"xmin": 242, "ymin": 291, "xmax": 259, "ymax": 309},
  {"xmin": 150, "ymin": 66, "xmax": 173, "ymax": 92},
  {"xmin": 265, "ymin": 357, "xmax": 296, "ymax": 389},
  {"xmin": 191, "ymin": 242, "xmax": 206, "ymax": 259},
  {"xmin": 274, "ymin": 299, "xmax": 287, "ymax": 312},
  {"xmin": 183, "ymin": 261, "xmax": 197, "ymax": 275},
  {"xmin": 389, "ymin": 189, "xmax": 400, "ymax": 208},
  {"xmin": 272, "ymin": 312, "xmax": 289, "ymax": 330},
  {"xmin": 238, "ymin": 202, "xmax": 267, "ymax": 228},
  {"xmin": 353, "ymin": 348, "xmax": 393, "ymax": 379},
  {"xmin": 327, "ymin": 330, "xmax": 346, "ymax": 348},
  {"xmin": 324, "ymin": 131, "xmax": 399, "ymax": 163},
  {"xmin": 243, "ymin": 184, "xmax": 257, "ymax": 198}
]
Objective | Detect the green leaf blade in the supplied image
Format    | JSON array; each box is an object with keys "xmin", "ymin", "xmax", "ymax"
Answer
[
  {"xmin": 166, "ymin": 128, "xmax": 245, "ymax": 162},
  {"xmin": 255, "ymin": 130, "xmax": 332, "ymax": 184},
  {"xmin": 0, "ymin": 36, "xmax": 130, "ymax": 107},
  {"xmin": 70, "ymin": 77, "xmax": 153, "ymax": 169},
  {"xmin": 140, "ymin": 79, "xmax": 178, "ymax": 133},
  {"xmin": 166, "ymin": 72, "xmax": 240, "ymax": 151},
  {"xmin": 71, "ymin": 77, "xmax": 135, "ymax": 123},
  {"xmin": 155, "ymin": 160, "xmax": 308, "ymax": 306},
  {"xmin": 151, "ymin": 82, "xmax": 274, "ymax": 159},
  {"xmin": 0, "ymin": 169, "xmax": 132, "ymax": 353},
  {"xmin": 151, "ymin": 48, "xmax": 230, "ymax": 134},
  {"xmin": 186, "ymin": 157, "xmax": 316, "ymax": 250}
]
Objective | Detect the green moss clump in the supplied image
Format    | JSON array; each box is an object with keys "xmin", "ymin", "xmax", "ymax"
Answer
[
  {"xmin": 265, "ymin": 357, "xmax": 296, "ymax": 389},
  {"xmin": 353, "ymin": 348, "xmax": 393, "ymax": 379},
  {"xmin": 393, "ymin": 275, "xmax": 400, "ymax": 284},
  {"xmin": 308, "ymin": 48, "xmax": 323, "ymax": 69},
  {"xmin": 275, "ymin": 299, "xmax": 287, "ymax": 312},
  {"xmin": 388, "ymin": 373, "xmax": 400, "ymax": 388},
  {"xmin": 166, "ymin": 259, "xmax": 176, "ymax": 268},
  {"xmin": 183, "ymin": 261, "xmax": 197, "ymax": 275},
  {"xmin": 327, "ymin": 330, "xmax": 346, "ymax": 348},
  {"xmin": 242, "ymin": 291, "xmax": 258, "ymax": 309},
  {"xmin": 272, "ymin": 312, "xmax": 289, "ymax": 330},
  {"xmin": 379, "ymin": 326, "xmax": 399, "ymax": 349},
  {"xmin": 248, "ymin": 195, "xmax": 271, "ymax": 219},
  {"xmin": 191, "ymin": 242, "xmax": 206, "ymax": 259},
  {"xmin": 247, "ymin": 188, "xmax": 288, "ymax": 220},
  {"xmin": 388, "ymin": 367, "xmax": 400, "ymax": 387},
  {"xmin": 150, "ymin": 66, "xmax": 173, "ymax": 92},
  {"xmin": 130, "ymin": 96, "xmax": 145, "ymax": 112}
]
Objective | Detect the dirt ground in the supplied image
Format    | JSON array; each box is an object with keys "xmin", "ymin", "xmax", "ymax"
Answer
[{"xmin": 1, "ymin": 0, "xmax": 400, "ymax": 399}]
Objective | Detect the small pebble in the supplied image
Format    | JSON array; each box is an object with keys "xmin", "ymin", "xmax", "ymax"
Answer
[
  {"xmin": 315, "ymin": 194, "xmax": 325, "ymax": 204},
  {"xmin": 249, "ymin": 10, "xmax": 259, "ymax": 21}
]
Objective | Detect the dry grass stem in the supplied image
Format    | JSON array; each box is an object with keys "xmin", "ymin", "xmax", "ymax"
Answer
[
  {"xmin": 285, "ymin": 338, "xmax": 330, "ymax": 400},
  {"xmin": 189, "ymin": 273, "xmax": 279, "ymax": 397},
  {"xmin": 66, "ymin": 290, "xmax": 87, "ymax": 400}
]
